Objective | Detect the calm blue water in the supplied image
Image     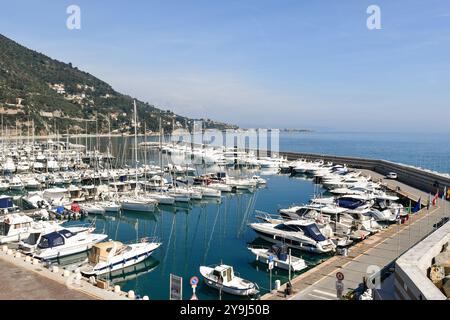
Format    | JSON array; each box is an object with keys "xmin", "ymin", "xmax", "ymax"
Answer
[
  {"xmin": 279, "ymin": 132, "xmax": 450, "ymax": 174},
  {"xmin": 63, "ymin": 173, "xmax": 327, "ymax": 300},
  {"xmin": 56, "ymin": 131, "xmax": 449, "ymax": 300}
]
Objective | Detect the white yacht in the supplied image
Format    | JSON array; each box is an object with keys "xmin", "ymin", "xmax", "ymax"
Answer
[
  {"xmin": 23, "ymin": 177, "xmax": 41, "ymax": 189},
  {"xmin": 79, "ymin": 203, "xmax": 106, "ymax": 215},
  {"xmin": 9, "ymin": 177, "xmax": 25, "ymax": 191},
  {"xmin": 3, "ymin": 158, "xmax": 16, "ymax": 174},
  {"xmin": 97, "ymin": 200, "xmax": 121, "ymax": 212},
  {"xmin": 249, "ymin": 219, "xmax": 336, "ymax": 253},
  {"xmin": 81, "ymin": 239, "xmax": 161, "ymax": 276},
  {"xmin": 248, "ymin": 244, "xmax": 307, "ymax": 272},
  {"xmin": 0, "ymin": 214, "xmax": 61, "ymax": 244},
  {"xmin": 192, "ymin": 186, "xmax": 221, "ymax": 198},
  {"xmin": 200, "ymin": 264, "xmax": 259, "ymax": 296},
  {"xmin": 120, "ymin": 196, "xmax": 158, "ymax": 212},
  {"xmin": 22, "ymin": 228, "xmax": 108, "ymax": 260}
]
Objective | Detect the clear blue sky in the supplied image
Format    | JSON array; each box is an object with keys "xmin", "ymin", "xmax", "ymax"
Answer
[{"xmin": 1, "ymin": 0, "xmax": 450, "ymax": 131}]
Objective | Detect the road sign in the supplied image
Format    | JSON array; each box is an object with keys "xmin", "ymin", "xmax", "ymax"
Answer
[
  {"xmin": 190, "ymin": 276, "xmax": 199, "ymax": 287},
  {"xmin": 336, "ymin": 272, "xmax": 344, "ymax": 281},
  {"xmin": 268, "ymin": 261, "xmax": 274, "ymax": 270},
  {"xmin": 268, "ymin": 255, "xmax": 274, "ymax": 262}
]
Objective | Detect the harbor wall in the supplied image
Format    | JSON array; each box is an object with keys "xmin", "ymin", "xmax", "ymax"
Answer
[
  {"xmin": 393, "ymin": 220, "xmax": 450, "ymax": 300},
  {"xmin": 279, "ymin": 151, "xmax": 450, "ymax": 198}
]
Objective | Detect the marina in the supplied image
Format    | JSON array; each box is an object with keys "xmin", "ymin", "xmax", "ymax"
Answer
[
  {"xmin": 0, "ymin": 130, "xmax": 448, "ymax": 300},
  {"xmin": 1, "ymin": 1, "xmax": 450, "ymax": 308}
]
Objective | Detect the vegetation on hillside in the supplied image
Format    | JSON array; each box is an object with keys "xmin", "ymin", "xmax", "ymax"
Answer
[{"xmin": 0, "ymin": 33, "xmax": 237, "ymax": 135}]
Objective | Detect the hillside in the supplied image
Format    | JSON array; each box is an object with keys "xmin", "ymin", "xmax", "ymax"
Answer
[{"xmin": 0, "ymin": 33, "xmax": 236, "ymax": 135}]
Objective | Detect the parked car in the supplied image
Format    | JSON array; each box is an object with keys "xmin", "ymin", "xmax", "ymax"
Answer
[{"xmin": 386, "ymin": 172, "xmax": 398, "ymax": 179}]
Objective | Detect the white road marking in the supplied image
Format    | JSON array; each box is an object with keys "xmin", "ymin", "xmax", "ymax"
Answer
[
  {"xmin": 307, "ymin": 293, "xmax": 333, "ymax": 300},
  {"xmin": 313, "ymin": 289, "xmax": 337, "ymax": 298}
]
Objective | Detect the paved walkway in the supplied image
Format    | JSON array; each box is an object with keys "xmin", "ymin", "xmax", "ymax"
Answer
[
  {"xmin": 263, "ymin": 170, "xmax": 449, "ymax": 300},
  {"xmin": 0, "ymin": 258, "xmax": 94, "ymax": 300}
]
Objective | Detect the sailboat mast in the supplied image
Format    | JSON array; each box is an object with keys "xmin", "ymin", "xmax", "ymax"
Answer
[{"xmin": 134, "ymin": 100, "xmax": 139, "ymax": 193}]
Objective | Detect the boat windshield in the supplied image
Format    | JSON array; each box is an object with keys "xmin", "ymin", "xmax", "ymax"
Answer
[
  {"xmin": 38, "ymin": 232, "xmax": 65, "ymax": 249},
  {"xmin": 301, "ymin": 224, "xmax": 326, "ymax": 242},
  {"xmin": 274, "ymin": 224, "xmax": 296, "ymax": 231},
  {"xmin": 23, "ymin": 232, "xmax": 41, "ymax": 245},
  {"xmin": 59, "ymin": 229, "xmax": 75, "ymax": 238}
]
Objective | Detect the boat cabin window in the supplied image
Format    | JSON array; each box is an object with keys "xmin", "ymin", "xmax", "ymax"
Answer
[
  {"xmin": 213, "ymin": 270, "xmax": 221, "ymax": 278},
  {"xmin": 24, "ymin": 233, "xmax": 41, "ymax": 245},
  {"xmin": 377, "ymin": 200, "xmax": 387, "ymax": 209},
  {"xmin": 226, "ymin": 268, "xmax": 232, "ymax": 282},
  {"xmin": 0, "ymin": 222, "xmax": 9, "ymax": 235},
  {"xmin": 38, "ymin": 237, "xmax": 50, "ymax": 249},
  {"xmin": 59, "ymin": 229, "xmax": 75, "ymax": 238},
  {"xmin": 275, "ymin": 224, "xmax": 295, "ymax": 231}
]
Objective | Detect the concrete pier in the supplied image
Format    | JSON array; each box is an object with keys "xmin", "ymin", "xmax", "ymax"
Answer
[
  {"xmin": 262, "ymin": 170, "xmax": 449, "ymax": 300},
  {"xmin": 0, "ymin": 258, "xmax": 93, "ymax": 300},
  {"xmin": 0, "ymin": 251, "xmax": 130, "ymax": 300}
]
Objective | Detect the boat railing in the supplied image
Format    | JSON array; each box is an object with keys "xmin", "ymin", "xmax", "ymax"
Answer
[
  {"xmin": 254, "ymin": 210, "xmax": 282, "ymax": 222},
  {"xmin": 247, "ymin": 244, "xmax": 270, "ymax": 251},
  {"xmin": 133, "ymin": 236, "xmax": 160, "ymax": 245}
]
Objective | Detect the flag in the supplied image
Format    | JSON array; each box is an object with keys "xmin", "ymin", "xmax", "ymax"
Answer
[
  {"xmin": 432, "ymin": 190, "xmax": 439, "ymax": 206},
  {"xmin": 412, "ymin": 197, "xmax": 421, "ymax": 213}
]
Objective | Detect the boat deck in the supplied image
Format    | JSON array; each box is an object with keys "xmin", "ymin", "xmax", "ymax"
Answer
[{"xmin": 262, "ymin": 170, "xmax": 449, "ymax": 300}]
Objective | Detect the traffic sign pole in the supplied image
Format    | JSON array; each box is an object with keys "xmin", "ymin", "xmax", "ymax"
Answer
[
  {"xmin": 268, "ymin": 255, "xmax": 274, "ymax": 292},
  {"xmin": 190, "ymin": 276, "xmax": 199, "ymax": 300}
]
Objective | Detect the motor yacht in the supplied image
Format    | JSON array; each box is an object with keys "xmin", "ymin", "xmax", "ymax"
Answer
[
  {"xmin": 249, "ymin": 219, "xmax": 336, "ymax": 253},
  {"xmin": 21, "ymin": 228, "xmax": 107, "ymax": 260},
  {"xmin": 81, "ymin": 239, "xmax": 161, "ymax": 276},
  {"xmin": 200, "ymin": 264, "xmax": 259, "ymax": 296},
  {"xmin": 248, "ymin": 244, "xmax": 307, "ymax": 272}
]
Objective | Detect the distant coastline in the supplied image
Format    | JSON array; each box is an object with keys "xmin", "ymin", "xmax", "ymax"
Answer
[{"xmin": 280, "ymin": 128, "xmax": 314, "ymax": 133}]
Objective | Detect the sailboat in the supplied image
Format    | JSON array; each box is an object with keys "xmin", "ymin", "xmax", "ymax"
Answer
[{"xmin": 120, "ymin": 101, "xmax": 158, "ymax": 212}]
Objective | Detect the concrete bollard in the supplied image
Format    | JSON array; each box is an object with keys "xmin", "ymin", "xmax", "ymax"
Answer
[
  {"xmin": 128, "ymin": 290, "xmax": 135, "ymax": 299},
  {"xmin": 15, "ymin": 252, "xmax": 21, "ymax": 258},
  {"xmin": 275, "ymin": 280, "xmax": 281, "ymax": 291},
  {"xmin": 7, "ymin": 249, "xmax": 13, "ymax": 256},
  {"xmin": 74, "ymin": 273, "xmax": 82, "ymax": 286},
  {"xmin": 2, "ymin": 245, "xmax": 8, "ymax": 252},
  {"xmin": 25, "ymin": 256, "xmax": 32, "ymax": 263},
  {"xmin": 32, "ymin": 258, "xmax": 39, "ymax": 265},
  {"xmin": 142, "ymin": 296, "xmax": 149, "ymax": 300},
  {"xmin": 114, "ymin": 285, "xmax": 121, "ymax": 294},
  {"xmin": 63, "ymin": 270, "xmax": 71, "ymax": 277},
  {"xmin": 89, "ymin": 276, "xmax": 96, "ymax": 284},
  {"xmin": 52, "ymin": 266, "xmax": 59, "ymax": 273}
]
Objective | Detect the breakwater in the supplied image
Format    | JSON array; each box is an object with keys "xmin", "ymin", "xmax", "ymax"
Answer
[{"xmin": 279, "ymin": 151, "xmax": 450, "ymax": 197}]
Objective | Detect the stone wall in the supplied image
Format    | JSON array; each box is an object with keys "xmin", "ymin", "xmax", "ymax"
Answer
[{"xmin": 394, "ymin": 221, "xmax": 450, "ymax": 300}]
